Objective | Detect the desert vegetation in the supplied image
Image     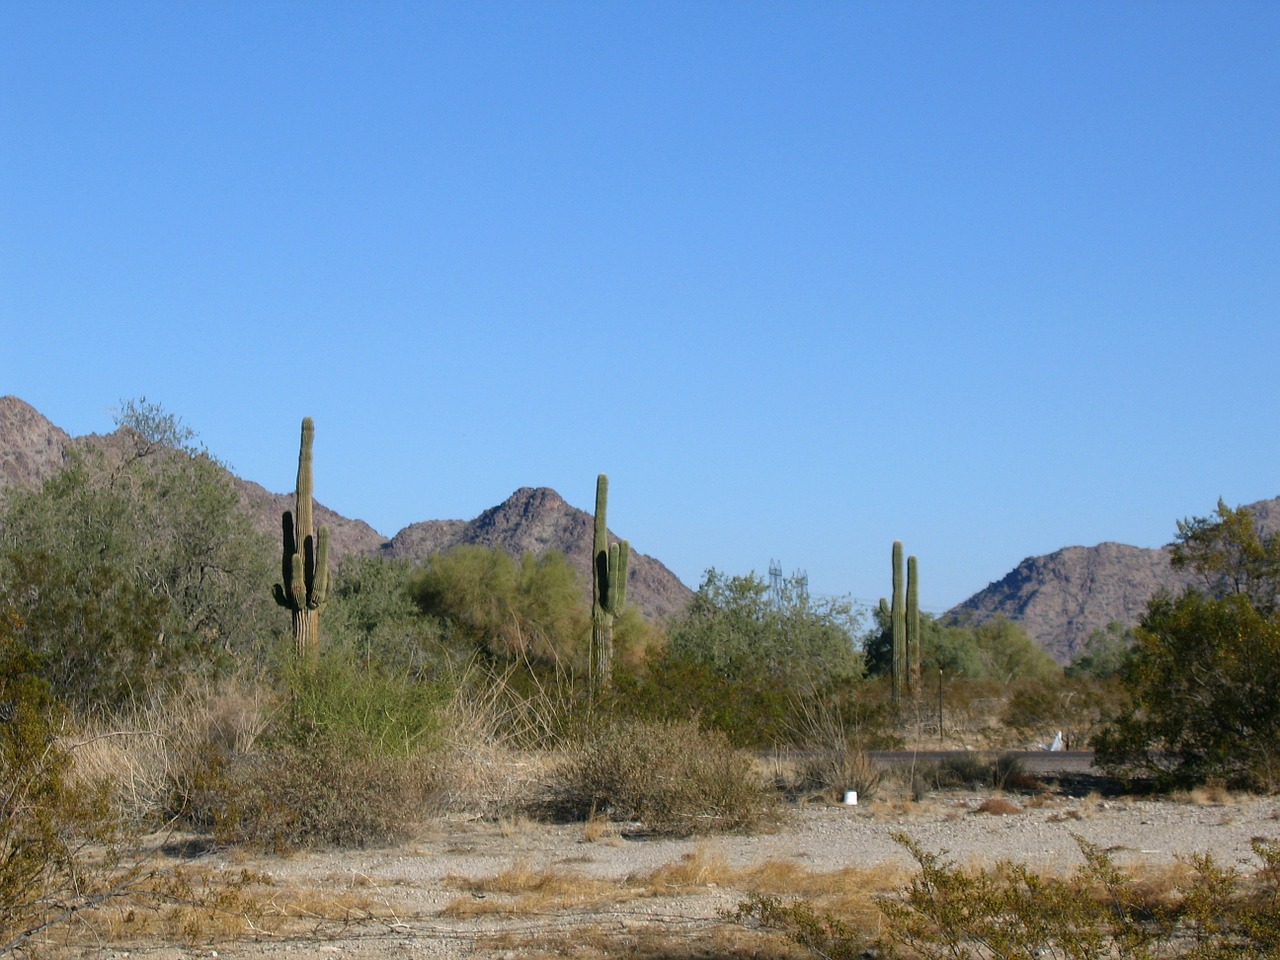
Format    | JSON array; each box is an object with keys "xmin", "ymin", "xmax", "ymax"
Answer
[{"xmin": 1, "ymin": 401, "xmax": 1278, "ymax": 956}]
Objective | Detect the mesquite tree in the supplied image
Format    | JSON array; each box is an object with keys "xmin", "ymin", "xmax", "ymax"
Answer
[{"xmin": 272, "ymin": 417, "xmax": 329, "ymax": 664}]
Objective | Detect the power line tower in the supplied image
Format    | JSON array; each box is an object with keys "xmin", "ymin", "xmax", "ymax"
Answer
[{"xmin": 768, "ymin": 559, "xmax": 784, "ymax": 606}]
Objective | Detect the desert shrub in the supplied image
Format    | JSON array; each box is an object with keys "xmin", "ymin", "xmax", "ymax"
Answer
[
  {"xmin": 173, "ymin": 660, "xmax": 447, "ymax": 850},
  {"xmin": 64, "ymin": 676, "xmax": 276, "ymax": 828},
  {"xmin": 1095, "ymin": 590, "xmax": 1280, "ymax": 791},
  {"xmin": 608, "ymin": 656, "xmax": 792, "ymax": 746},
  {"xmin": 1096, "ymin": 500, "xmax": 1280, "ymax": 791},
  {"xmin": 666, "ymin": 569, "xmax": 862, "ymax": 691},
  {"xmin": 904, "ymin": 751, "xmax": 1028, "ymax": 799},
  {"xmin": 0, "ymin": 673, "xmax": 135, "ymax": 953},
  {"xmin": 278, "ymin": 657, "xmax": 445, "ymax": 757},
  {"xmin": 0, "ymin": 401, "xmax": 278, "ymax": 710},
  {"xmin": 866, "ymin": 610, "xmax": 1059, "ymax": 684},
  {"xmin": 1001, "ymin": 675, "xmax": 1122, "ymax": 750},
  {"xmin": 324, "ymin": 553, "xmax": 447, "ymax": 676},
  {"xmin": 783, "ymin": 695, "xmax": 888, "ymax": 802},
  {"xmin": 409, "ymin": 546, "xmax": 590, "ymax": 666},
  {"xmin": 550, "ymin": 719, "xmax": 779, "ymax": 836},
  {"xmin": 204, "ymin": 737, "xmax": 439, "ymax": 851},
  {"xmin": 738, "ymin": 834, "xmax": 1280, "ymax": 959}
]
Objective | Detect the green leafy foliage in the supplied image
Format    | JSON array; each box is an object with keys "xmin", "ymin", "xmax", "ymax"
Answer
[
  {"xmin": 1094, "ymin": 591, "xmax": 1280, "ymax": 789},
  {"xmin": 0, "ymin": 550, "xmax": 168, "ymax": 713},
  {"xmin": 1068, "ymin": 621, "xmax": 1136, "ymax": 679},
  {"xmin": 324, "ymin": 554, "xmax": 445, "ymax": 674},
  {"xmin": 666, "ymin": 568, "xmax": 862, "ymax": 690},
  {"xmin": 866, "ymin": 610, "xmax": 1060, "ymax": 684},
  {"xmin": 409, "ymin": 546, "xmax": 590, "ymax": 666},
  {"xmin": 1173, "ymin": 499, "xmax": 1280, "ymax": 614},
  {"xmin": 1095, "ymin": 500, "xmax": 1280, "ymax": 790},
  {"xmin": 0, "ymin": 401, "xmax": 277, "ymax": 710},
  {"xmin": 615, "ymin": 568, "xmax": 867, "ymax": 747},
  {"xmin": 279, "ymin": 655, "xmax": 445, "ymax": 758}
]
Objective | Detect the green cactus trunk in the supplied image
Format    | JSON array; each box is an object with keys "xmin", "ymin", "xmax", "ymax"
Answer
[
  {"xmin": 891, "ymin": 540, "xmax": 905, "ymax": 704},
  {"xmin": 273, "ymin": 417, "xmax": 329, "ymax": 666},
  {"xmin": 591, "ymin": 473, "xmax": 629, "ymax": 692},
  {"xmin": 907, "ymin": 554, "xmax": 920, "ymax": 698}
]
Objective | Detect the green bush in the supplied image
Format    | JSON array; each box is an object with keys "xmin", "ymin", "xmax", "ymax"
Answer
[
  {"xmin": 1094, "ymin": 590, "xmax": 1280, "ymax": 791},
  {"xmin": 550, "ymin": 719, "xmax": 779, "ymax": 836},
  {"xmin": 1095, "ymin": 500, "xmax": 1280, "ymax": 791},
  {"xmin": 280, "ymin": 657, "xmax": 445, "ymax": 757},
  {"xmin": 410, "ymin": 546, "xmax": 589, "ymax": 666},
  {"xmin": 608, "ymin": 657, "xmax": 793, "ymax": 747},
  {"xmin": 177, "ymin": 660, "xmax": 448, "ymax": 850}
]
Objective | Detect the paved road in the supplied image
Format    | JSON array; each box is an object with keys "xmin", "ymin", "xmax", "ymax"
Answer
[{"xmin": 868, "ymin": 749, "xmax": 1097, "ymax": 776}]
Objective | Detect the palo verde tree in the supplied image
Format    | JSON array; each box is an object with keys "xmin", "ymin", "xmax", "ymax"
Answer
[
  {"xmin": 272, "ymin": 417, "xmax": 330, "ymax": 665},
  {"xmin": 590, "ymin": 474, "xmax": 629, "ymax": 691}
]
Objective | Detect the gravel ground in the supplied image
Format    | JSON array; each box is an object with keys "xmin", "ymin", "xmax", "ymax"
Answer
[{"xmin": 62, "ymin": 789, "xmax": 1280, "ymax": 960}]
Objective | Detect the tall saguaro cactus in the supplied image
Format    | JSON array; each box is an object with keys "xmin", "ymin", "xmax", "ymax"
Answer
[
  {"xmin": 272, "ymin": 417, "xmax": 330, "ymax": 665},
  {"xmin": 891, "ymin": 540, "xmax": 905, "ymax": 703},
  {"xmin": 907, "ymin": 554, "xmax": 920, "ymax": 697},
  {"xmin": 591, "ymin": 473, "xmax": 629, "ymax": 691}
]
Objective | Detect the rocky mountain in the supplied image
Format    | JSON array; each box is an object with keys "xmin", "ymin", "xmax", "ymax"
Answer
[
  {"xmin": 949, "ymin": 497, "xmax": 1280, "ymax": 664},
  {"xmin": 0, "ymin": 396, "xmax": 71, "ymax": 490},
  {"xmin": 0, "ymin": 396, "xmax": 692, "ymax": 621},
  {"xmin": 382, "ymin": 486, "xmax": 692, "ymax": 620}
]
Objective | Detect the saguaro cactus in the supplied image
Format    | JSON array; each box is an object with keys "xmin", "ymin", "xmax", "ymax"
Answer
[
  {"xmin": 591, "ymin": 473, "xmax": 629, "ymax": 691},
  {"xmin": 891, "ymin": 540, "xmax": 905, "ymax": 703},
  {"xmin": 907, "ymin": 553, "xmax": 920, "ymax": 697},
  {"xmin": 272, "ymin": 417, "xmax": 329, "ymax": 665}
]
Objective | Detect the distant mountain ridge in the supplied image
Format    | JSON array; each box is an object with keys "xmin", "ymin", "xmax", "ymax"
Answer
[
  {"xmin": 0, "ymin": 396, "xmax": 692, "ymax": 621},
  {"xmin": 4, "ymin": 395, "xmax": 1275, "ymax": 651},
  {"xmin": 948, "ymin": 497, "xmax": 1280, "ymax": 663}
]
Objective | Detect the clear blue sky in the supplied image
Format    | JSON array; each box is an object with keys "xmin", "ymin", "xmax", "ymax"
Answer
[{"xmin": 3, "ymin": 2, "xmax": 1277, "ymax": 612}]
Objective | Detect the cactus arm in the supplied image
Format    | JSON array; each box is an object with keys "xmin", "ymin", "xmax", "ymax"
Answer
[
  {"xmin": 612, "ymin": 540, "xmax": 629, "ymax": 611},
  {"xmin": 310, "ymin": 527, "xmax": 330, "ymax": 609}
]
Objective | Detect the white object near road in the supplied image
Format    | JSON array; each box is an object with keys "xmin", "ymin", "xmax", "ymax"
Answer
[
  {"xmin": 843, "ymin": 790, "xmax": 858, "ymax": 805},
  {"xmin": 1043, "ymin": 730, "xmax": 1064, "ymax": 751}
]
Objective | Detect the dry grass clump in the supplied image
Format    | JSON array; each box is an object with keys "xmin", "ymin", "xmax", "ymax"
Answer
[
  {"xmin": 480, "ymin": 921, "xmax": 809, "ymax": 960},
  {"xmin": 1175, "ymin": 778, "xmax": 1241, "ymax": 806},
  {"xmin": 70, "ymin": 675, "xmax": 277, "ymax": 825},
  {"xmin": 972, "ymin": 796, "xmax": 1023, "ymax": 816},
  {"xmin": 737, "ymin": 834, "xmax": 1280, "ymax": 960},
  {"xmin": 788, "ymin": 747, "xmax": 883, "ymax": 805},
  {"xmin": 783, "ymin": 697, "xmax": 887, "ymax": 803},
  {"xmin": 549, "ymin": 719, "xmax": 780, "ymax": 837},
  {"xmin": 443, "ymin": 860, "xmax": 623, "ymax": 917},
  {"xmin": 200, "ymin": 737, "xmax": 441, "ymax": 852}
]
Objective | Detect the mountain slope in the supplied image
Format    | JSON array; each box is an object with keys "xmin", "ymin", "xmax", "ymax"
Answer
[
  {"xmin": 382, "ymin": 487, "xmax": 693, "ymax": 620},
  {"xmin": 0, "ymin": 396, "xmax": 71, "ymax": 491},
  {"xmin": 949, "ymin": 496, "xmax": 1280, "ymax": 663},
  {"xmin": 0, "ymin": 397, "xmax": 691, "ymax": 621}
]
